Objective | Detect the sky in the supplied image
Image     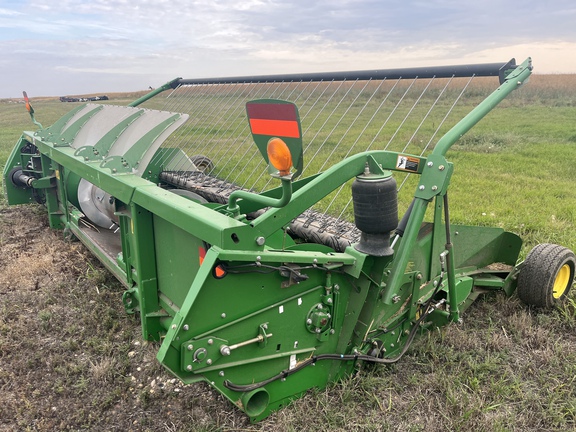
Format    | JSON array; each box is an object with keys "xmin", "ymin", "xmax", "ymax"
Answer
[{"xmin": 1, "ymin": 0, "xmax": 575, "ymax": 98}]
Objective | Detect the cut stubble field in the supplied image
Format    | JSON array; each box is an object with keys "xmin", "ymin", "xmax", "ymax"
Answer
[{"xmin": 1, "ymin": 74, "xmax": 576, "ymax": 431}]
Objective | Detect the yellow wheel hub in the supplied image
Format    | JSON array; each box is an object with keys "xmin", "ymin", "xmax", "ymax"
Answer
[{"xmin": 552, "ymin": 264, "xmax": 571, "ymax": 299}]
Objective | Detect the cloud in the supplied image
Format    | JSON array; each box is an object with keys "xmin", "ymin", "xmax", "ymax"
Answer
[{"xmin": 1, "ymin": 0, "xmax": 575, "ymax": 97}]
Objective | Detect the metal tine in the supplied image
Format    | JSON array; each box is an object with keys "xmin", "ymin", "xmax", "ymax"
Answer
[
  {"xmin": 299, "ymin": 79, "xmax": 356, "ymax": 177},
  {"xmin": 160, "ymin": 85, "xmax": 227, "ymax": 170},
  {"xmin": 170, "ymin": 82, "xmax": 249, "ymax": 171},
  {"xmin": 300, "ymin": 76, "xmax": 418, "ymax": 225},
  {"xmin": 150, "ymin": 85, "xmax": 205, "ymax": 170},
  {"xmin": 395, "ymin": 74, "xmax": 476, "ymax": 193},
  {"xmin": 147, "ymin": 84, "xmax": 203, "ymax": 167},
  {"xmin": 152, "ymin": 68, "xmax": 484, "ymax": 228},
  {"xmin": 150, "ymin": 83, "xmax": 226, "ymax": 170},
  {"xmin": 179, "ymin": 82, "xmax": 261, "ymax": 172},
  {"xmin": 400, "ymin": 76, "xmax": 452, "ymax": 154},
  {"xmin": 318, "ymin": 77, "xmax": 390, "ymax": 217},
  {"xmin": 315, "ymin": 79, "xmax": 374, "ymax": 174},
  {"xmin": 334, "ymin": 75, "xmax": 454, "ymax": 222},
  {"xmin": 196, "ymin": 81, "xmax": 269, "ymax": 175}
]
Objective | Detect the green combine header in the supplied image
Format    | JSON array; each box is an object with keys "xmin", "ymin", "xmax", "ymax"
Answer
[{"xmin": 3, "ymin": 57, "xmax": 575, "ymax": 421}]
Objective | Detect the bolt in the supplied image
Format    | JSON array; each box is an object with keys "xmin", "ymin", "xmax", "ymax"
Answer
[
  {"xmin": 416, "ymin": 274, "xmax": 423, "ymax": 280},
  {"xmin": 256, "ymin": 256, "xmax": 261, "ymax": 261},
  {"xmin": 171, "ymin": 324, "xmax": 177, "ymax": 330},
  {"xmin": 219, "ymin": 371, "xmax": 225, "ymax": 377},
  {"xmin": 112, "ymin": 168, "xmax": 117, "ymax": 173},
  {"xmin": 427, "ymin": 161, "xmax": 433, "ymax": 167},
  {"xmin": 187, "ymin": 344, "xmax": 194, "ymax": 351},
  {"xmin": 330, "ymin": 329, "xmax": 335, "ymax": 335},
  {"xmin": 317, "ymin": 304, "xmax": 323, "ymax": 310},
  {"xmin": 221, "ymin": 313, "xmax": 226, "ymax": 319},
  {"xmin": 315, "ymin": 328, "xmax": 321, "ymax": 334},
  {"xmin": 208, "ymin": 339, "xmax": 213, "ymax": 345},
  {"xmin": 262, "ymin": 324, "xmax": 268, "ymax": 330},
  {"xmin": 392, "ymin": 295, "xmax": 401, "ymax": 303},
  {"xmin": 438, "ymin": 165, "xmax": 445, "ymax": 171},
  {"xmin": 334, "ymin": 284, "xmax": 339, "ymax": 291},
  {"xmin": 419, "ymin": 185, "xmax": 425, "ymax": 191},
  {"xmin": 220, "ymin": 346, "xmax": 231, "ymax": 356},
  {"xmin": 327, "ymin": 297, "xmax": 333, "ymax": 304},
  {"xmin": 431, "ymin": 185, "xmax": 438, "ymax": 191},
  {"xmin": 256, "ymin": 236, "xmax": 265, "ymax": 246},
  {"xmin": 183, "ymin": 324, "xmax": 189, "ymax": 331},
  {"xmin": 206, "ymin": 359, "xmax": 212, "ymax": 365},
  {"xmin": 313, "ymin": 258, "xmax": 318, "ymax": 264},
  {"xmin": 186, "ymin": 365, "xmax": 192, "ymax": 371},
  {"xmin": 306, "ymin": 319, "xmax": 313, "ymax": 325}
]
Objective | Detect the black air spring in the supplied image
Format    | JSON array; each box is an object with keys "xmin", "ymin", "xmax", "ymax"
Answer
[{"xmin": 351, "ymin": 171, "xmax": 398, "ymax": 256}]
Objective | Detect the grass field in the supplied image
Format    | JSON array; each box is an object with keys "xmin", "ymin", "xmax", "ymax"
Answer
[{"xmin": 1, "ymin": 73, "xmax": 576, "ymax": 431}]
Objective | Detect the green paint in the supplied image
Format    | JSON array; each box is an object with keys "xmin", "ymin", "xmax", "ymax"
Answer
[{"xmin": 2, "ymin": 58, "xmax": 544, "ymax": 423}]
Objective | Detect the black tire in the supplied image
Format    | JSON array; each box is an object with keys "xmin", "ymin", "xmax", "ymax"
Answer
[
  {"xmin": 517, "ymin": 243, "xmax": 576, "ymax": 308},
  {"xmin": 191, "ymin": 155, "xmax": 214, "ymax": 173}
]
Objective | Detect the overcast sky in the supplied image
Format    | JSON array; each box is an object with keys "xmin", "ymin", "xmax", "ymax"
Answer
[{"xmin": 1, "ymin": 0, "xmax": 575, "ymax": 98}]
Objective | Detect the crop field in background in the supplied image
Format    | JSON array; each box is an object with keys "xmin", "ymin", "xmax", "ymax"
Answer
[{"xmin": 0, "ymin": 73, "xmax": 576, "ymax": 431}]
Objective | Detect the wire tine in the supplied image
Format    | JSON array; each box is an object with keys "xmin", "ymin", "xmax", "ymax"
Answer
[
  {"xmin": 173, "ymin": 82, "xmax": 246, "ymax": 171},
  {"xmin": 189, "ymin": 83, "xmax": 260, "ymax": 170},
  {"xmin": 164, "ymin": 85, "xmax": 223, "ymax": 169},
  {"xmin": 154, "ymin": 67, "xmax": 495, "ymax": 235}
]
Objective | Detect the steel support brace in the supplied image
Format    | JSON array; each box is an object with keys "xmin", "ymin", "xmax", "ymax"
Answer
[{"xmin": 129, "ymin": 203, "xmax": 164, "ymax": 341}]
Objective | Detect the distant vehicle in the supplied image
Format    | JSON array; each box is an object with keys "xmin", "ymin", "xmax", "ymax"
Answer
[{"xmin": 60, "ymin": 95, "xmax": 109, "ymax": 102}]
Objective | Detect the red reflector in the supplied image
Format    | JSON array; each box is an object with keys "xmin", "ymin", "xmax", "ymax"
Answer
[
  {"xmin": 249, "ymin": 119, "xmax": 300, "ymax": 138},
  {"xmin": 246, "ymin": 103, "xmax": 297, "ymax": 121},
  {"xmin": 198, "ymin": 246, "xmax": 226, "ymax": 278}
]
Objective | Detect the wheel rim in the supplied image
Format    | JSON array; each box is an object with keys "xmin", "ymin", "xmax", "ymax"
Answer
[{"xmin": 552, "ymin": 264, "xmax": 571, "ymax": 299}]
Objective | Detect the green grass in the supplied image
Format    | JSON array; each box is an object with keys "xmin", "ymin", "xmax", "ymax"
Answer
[{"xmin": 1, "ymin": 74, "xmax": 576, "ymax": 431}]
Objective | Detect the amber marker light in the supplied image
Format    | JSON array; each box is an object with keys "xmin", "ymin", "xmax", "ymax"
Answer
[{"xmin": 267, "ymin": 138, "xmax": 292, "ymax": 176}]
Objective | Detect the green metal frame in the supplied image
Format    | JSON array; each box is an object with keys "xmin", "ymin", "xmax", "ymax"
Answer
[{"xmin": 2, "ymin": 58, "xmax": 534, "ymax": 422}]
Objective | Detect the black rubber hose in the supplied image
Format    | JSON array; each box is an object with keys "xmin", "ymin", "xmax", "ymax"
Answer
[{"xmin": 395, "ymin": 198, "xmax": 415, "ymax": 237}]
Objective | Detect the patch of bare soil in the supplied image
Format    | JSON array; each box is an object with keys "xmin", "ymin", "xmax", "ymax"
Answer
[
  {"xmin": 2, "ymin": 205, "xmax": 576, "ymax": 432},
  {"xmin": 0, "ymin": 206, "xmax": 256, "ymax": 431}
]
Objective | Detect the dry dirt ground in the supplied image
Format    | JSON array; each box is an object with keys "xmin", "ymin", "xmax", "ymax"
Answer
[
  {"xmin": 0, "ymin": 205, "xmax": 250, "ymax": 431},
  {"xmin": 2, "ymin": 204, "xmax": 576, "ymax": 432}
]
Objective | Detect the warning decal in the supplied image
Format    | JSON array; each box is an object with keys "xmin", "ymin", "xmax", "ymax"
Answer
[{"xmin": 396, "ymin": 155, "xmax": 420, "ymax": 172}]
